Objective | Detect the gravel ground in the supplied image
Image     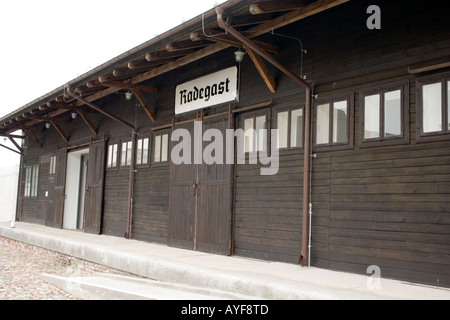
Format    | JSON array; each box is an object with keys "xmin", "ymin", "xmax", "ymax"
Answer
[{"xmin": 0, "ymin": 236, "xmax": 134, "ymax": 300}]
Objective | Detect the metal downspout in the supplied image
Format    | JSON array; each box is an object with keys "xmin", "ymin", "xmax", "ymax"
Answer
[{"xmin": 216, "ymin": 7, "xmax": 313, "ymax": 266}]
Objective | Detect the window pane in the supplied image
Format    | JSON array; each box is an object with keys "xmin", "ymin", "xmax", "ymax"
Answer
[
  {"xmin": 256, "ymin": 116, "xmax": 266, "ymax": 152},
  {"xmin": 137, "ymin": 138, "xmax": 149, "ymax": 165},
  {"xmin": 317, "ymin": 104, "xmax": 330, "ymax": 145},
  {"xmin": 136, "ymin": 140, "xmax": 143, "ymax": 166},
  {"xmin": 108, "ymin": 144, "xmax": 118, "ymax": 168},
  {"xmin": 291, "ymin": 109, "xmax": 304, "ymax": 147},
  {"xmin": 154, "ymin": 135, "xmax": 161, "ymax": 163},
  {"xmin": 32, "ymin": 166, "xmax": 39, "ymax": 197},
  {"xmin": 25, "ymin": 166, "xmax": 32, "ymax": 197},
  {"xmin": 333, "ymin": 101, "xmax": 348, "ymax": 143},
  {"xmin": 423, "ymin": 82, "xmax": 442, "ymax": 133},
  {"xmin": 161, "ymin": 134, "xmax": 169, "ymax": 162},
  {"xmin": 277, "ymin": 111, "xmax": 289, "ymax": 149},
  {"xmin": 384, "ymin": 90, "xmax": 402, "ymax": 137},
  {"xmin": 244, "ymin": 118, "xmax": 254, "ymax": 153},
  {"xmin": 121, "ymin": 142, "xmax": 128, "ymax": 166},
  {"xmin": 364, "ymin": 94, "xmax": 380, "ymax": 139}
]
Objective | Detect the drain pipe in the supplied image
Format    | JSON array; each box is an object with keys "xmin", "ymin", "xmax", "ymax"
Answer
[{"xmin": 216, "ymin": 7, "xmax": 313, "ymax": 266}]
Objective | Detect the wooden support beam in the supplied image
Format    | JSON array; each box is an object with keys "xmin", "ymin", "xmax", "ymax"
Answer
[
  {"xmin": 250, "ymin": 0, "xmax": 309, "ymax": 14},
  {"xmin": 132, "ymin": 89, "xmax": 156, "ymax": 122},
  {"xmin": 77, "ymin": 110, "xmax": 98, "ymax": 135},
  {"xmin": 99, "ymin": 81, "xmax": 158, "ymax": 94},
  {"xmin": 8, "ymin": 136, "xmax": 23, "ymax": 154},
  {"xmin": 191, "ymin": 30, "xmax": 279, "ymax": 53},
  {"xmin": 245, "ymin": 46, "xmax": 277, "ymax": 93},
  {"xmin": 166, "ymin": 39, "xmax": 211, "ymax": 52},
  {"xmin": 128, "ymin": 58, "xmax": 174, "ymax": 70},
  {"xmin": 47, "ymin": 101, "xmax": 74, "ymax": 110},
  {"xmin": 408, "ymin": 56, "xmax": 450, "ymax": 74},
  {"xmin": 50, "ymin": 120, "xmax": 69, "ymax": 144},
  {"xmin": 228, "ymin": 13, "xmax": 277, "ymax": 27},
  {"xmin": 145, "ymin": 49, "xmax": 193, "ymax": 62},
  {"xmin": 23, "ymin": 128, "xmax": 43, "ymax": 148}
]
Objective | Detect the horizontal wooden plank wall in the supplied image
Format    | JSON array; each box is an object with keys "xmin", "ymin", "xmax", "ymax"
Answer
[
  {"xmin": 304, "ymin": 0, "xmax": 450, "ymax": 286},
  {"xmin": 16, "ymin": 0, "xmax": 450, "ymax": 287}
]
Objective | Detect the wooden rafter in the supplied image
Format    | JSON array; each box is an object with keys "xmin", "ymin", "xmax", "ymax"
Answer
[
  {"xmin": 23, "ymin": 128, "xmax": 43, "ymax": 148},
  {"xmin": 13, "ymin": 0, "xmax": 348, "ymax": 131},
  {"xmin": 245, "ymin": 46, "xmax": 277, "ymax": 93},
  {"xmin": 8, "ymin": 135, "xmax": 23, "ymax": 154},
  {"xmin": 50, "ymin": 120, "xmax": 69, "ymax": 144},
  {"xmin": 132, "ymin": 90, "xmax": 156, "ymax": 122},
  {"xmin": 77, "ymin": 110, "xmax": 98, "ymax": 135},
  {"xmin": 99, "ymin": 81, "xmax": 158, "ymax": 94},
  {"xmin": 191, "ymin": 30, "xmax": 279, "ymax": 54},
  {"xmin": 250, "ymin": 0, "xmax": 309, "ymax": 14},
  {"xmin": 145, "ymin": 49, "xmax": 193, "ymax": 62},
  {"xmin": 166, "ymin": 39, "xmax": 212, "ymax": 52}
]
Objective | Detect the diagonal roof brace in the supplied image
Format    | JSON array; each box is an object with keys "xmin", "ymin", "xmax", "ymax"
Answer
[{"xmin": 65, "ymin": 86, "xmax": 136, "ymax": 131}]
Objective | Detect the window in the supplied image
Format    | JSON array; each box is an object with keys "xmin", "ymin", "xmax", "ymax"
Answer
[
  {"xmin": 136, "ymin": 138, "xmax": 150, "ymax": 166},
  {"xmin": 316, "ymin": 99, "xmax": 349, "ymax": 146},
  {"xmin": 121, "ymin": 140, "xmax": 133, "ymax": 167},
  {"xmin": 49, "ymin": 156, "xmax": 56, "ymax": 175},
  {"xmin": 107, "ymin": 143, "xmax": 119, "ymax": 169},
  {"xmin": 24, "ymin": 165, "xmax": 39, "ymax": 198},
  {"xmin": 244, "ymin": 114, "xmax": 267, "ymax": 153},
  {"xmin": 418, "ymin": 75, "xmax": 450, "ymax": 138},
  {"xmin": 360, "ymin": 82, "xmax": 409, "ymax": 147},
  {"xmin": 154, "ymin": 133, "xmax": 169, "ymax": 163},
  {"xmin": 364, "ymin": 90, "xmax": 403, "ymax": 140},
  {"xmin": 277, "ymin": 108, "xmax": 304, "ymax": 149}
]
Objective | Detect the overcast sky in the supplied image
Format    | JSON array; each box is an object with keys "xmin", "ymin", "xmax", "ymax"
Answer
[{"xmin": 0, "ymin": 0, "xmax": 221, "ymax": 166}]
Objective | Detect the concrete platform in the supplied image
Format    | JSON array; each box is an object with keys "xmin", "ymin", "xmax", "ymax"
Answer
[{"xmin": 1, "ymin": 222, "xmax": 449, "ymax": 300}]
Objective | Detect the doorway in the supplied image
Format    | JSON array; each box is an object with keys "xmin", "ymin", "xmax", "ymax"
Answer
[
  {"xmin": 63, "ymin": 149, "xmax": 89, "ymax": 230},
  {"xmin": 168, "ymin": 117, "xmax": 234, "ymax": 255}
]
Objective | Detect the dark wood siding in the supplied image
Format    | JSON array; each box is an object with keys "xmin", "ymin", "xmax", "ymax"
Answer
[{"xmin": 17, "ymin": 0, "xmax": 450, "ymax": 287}]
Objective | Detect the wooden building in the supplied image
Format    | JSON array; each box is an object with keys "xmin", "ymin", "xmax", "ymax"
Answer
[{"xmin": 1, "ymin": 0, "xmax": 449, "ymax": 287}]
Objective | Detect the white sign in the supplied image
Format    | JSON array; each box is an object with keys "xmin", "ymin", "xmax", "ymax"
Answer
[{"xmin": 175, "ymin": 66, "xmax": 238, "ymax": 115}]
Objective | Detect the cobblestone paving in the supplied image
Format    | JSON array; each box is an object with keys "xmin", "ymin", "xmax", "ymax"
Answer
[{"xmin": 0, "ymin": 237, "xmax": 133, "ymax": 300}]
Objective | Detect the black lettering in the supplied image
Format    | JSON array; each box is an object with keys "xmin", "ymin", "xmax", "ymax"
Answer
[
  {"xmin": 211, "ymin": 84, "xmax": 218, "ymax": 96},
  {"xmin": 205, "ymin": 86, "xmax": 211, "ymax": 101}
]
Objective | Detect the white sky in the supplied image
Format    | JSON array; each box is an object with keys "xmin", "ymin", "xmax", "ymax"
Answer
[{"xmin": 0, "ymin": 0, "xmax": 221, "ymax": 166}]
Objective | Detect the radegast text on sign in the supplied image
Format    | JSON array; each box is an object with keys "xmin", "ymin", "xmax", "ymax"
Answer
[{"xmin": 175, "ymin": 66, "xmax": 239, "ymax": 115}]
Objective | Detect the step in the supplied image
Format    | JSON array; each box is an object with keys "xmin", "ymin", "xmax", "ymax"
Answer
[{"xmin": 40, "ymin": 273, "xmax": 262, "ymax": 300}]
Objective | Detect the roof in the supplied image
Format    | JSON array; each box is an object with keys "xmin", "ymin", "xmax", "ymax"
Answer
[{"xmin": 0, "ymin": 0, "xmax": 349, "ymax": 143}]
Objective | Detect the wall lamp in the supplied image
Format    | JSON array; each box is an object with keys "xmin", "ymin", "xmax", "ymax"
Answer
[
  {"xmin": 71, "ymin": 111, "xmax": 78, "ymax": 120},
  {"xmin": 125, "ymin": 91, "xmax": 133, "ymax": 101},
  {"xmin": 45, "ymin": 122, "xmax": 51, "ymax": 129},
  {"xmin": 235, "ymin": 49, "xmax": 246, "ymax": 63}
]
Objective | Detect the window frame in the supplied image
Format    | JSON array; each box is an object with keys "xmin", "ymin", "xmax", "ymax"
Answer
[
  {"xmin": 416, "ymin": 72, "xmax": 450, "ymax": 143},
  {"xmin": 152, "ymin": 130, "xmax": 170, "ymax": 166},
  {"xmin": 106, "ymin": 141, "xmax": 119, "ymax": 171},
  {"xmin": 359, "ymin": 81, "xmax": 410, "ymax": 148},
  {"xmin": 24, "ymin": 164, "xmax": 39, "ymax": 198},
  {"xmin": 120, "ymin": 139, "xmax": 133, "ymax": 169},
  {"xmin": 136, "ymin": 136, "xmax": 151, "ymax": 168},
  {"xmin": 49, "ymin": 155, "xmax": 56, "ymax": 176},
  {"xmin": 313, "ymin": 93, "xmax": 354, "ymax": 152},
  {"xmin": 275, "ymin": 105, "xmax": 305, "ymax": 152}
]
